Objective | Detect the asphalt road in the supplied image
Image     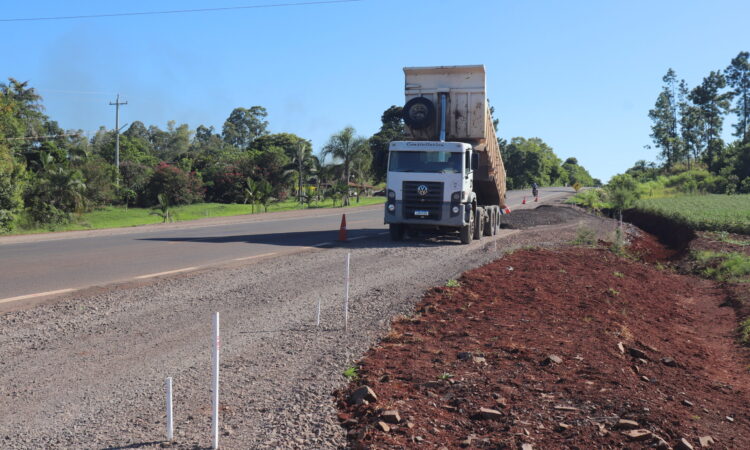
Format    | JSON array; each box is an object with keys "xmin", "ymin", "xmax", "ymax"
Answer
[{"xmin": 0, "ymin": 187, "xmax": 571, "ymax": 302}]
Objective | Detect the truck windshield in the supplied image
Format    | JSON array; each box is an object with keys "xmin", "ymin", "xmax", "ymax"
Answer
[{"xmin": 389, "ymin": 151, "xmax": 463, "ymax": 173}]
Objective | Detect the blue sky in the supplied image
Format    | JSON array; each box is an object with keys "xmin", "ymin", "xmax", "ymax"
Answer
[{"xmin": 3, "ymin": 0, "xmax": 748, "ymax": 182}]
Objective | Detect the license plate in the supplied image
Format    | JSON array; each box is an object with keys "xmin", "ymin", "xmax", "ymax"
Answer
[{"xmin": 414, "ymin": 210, "xmax": 429, "ymax": 217}]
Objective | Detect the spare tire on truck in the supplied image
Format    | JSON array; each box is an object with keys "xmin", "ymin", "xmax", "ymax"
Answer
[{"xmin": 402, "ymin": 97, "xmax": 435, "ymax": 130}]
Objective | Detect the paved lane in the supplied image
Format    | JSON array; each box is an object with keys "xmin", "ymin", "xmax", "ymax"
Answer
[{"xmin": 0, "ymin": 187, "xmax": 571, "ymax": 301}]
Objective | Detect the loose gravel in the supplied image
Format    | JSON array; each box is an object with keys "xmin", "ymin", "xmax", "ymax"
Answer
[{"xmin": 0, "ymin": 203, "xmax": 616, "ymax": 449}]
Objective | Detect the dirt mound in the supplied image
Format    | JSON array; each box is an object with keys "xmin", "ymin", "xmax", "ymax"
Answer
[
  {"xmin": 501, "ymin": 205, "xmax": 587, "ymax": 229},
  {"xmin": 337, "ymin": 246, "xmax": 750, "ymax": 449}
]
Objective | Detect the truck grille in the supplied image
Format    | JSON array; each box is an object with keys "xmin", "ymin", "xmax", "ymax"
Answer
[{"xmin": 402, "ymin": 181, "xmax": 443, "ymax": 220}]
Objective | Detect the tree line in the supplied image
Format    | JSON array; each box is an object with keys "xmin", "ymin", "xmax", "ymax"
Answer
[
  {"xmin": 0, "ymin": 79, "xmax": 393, "ymax": 232},
  {"xmin": 1, "ymin": 78, "xmax": 596, "ymax": 233},
  {"xmin": 634, "ymin": 50, "xmax": 750, "ymax": 192}
]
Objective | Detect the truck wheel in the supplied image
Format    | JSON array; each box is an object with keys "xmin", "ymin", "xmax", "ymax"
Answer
[
  {"xmin": 483, "ymin": 209, "xmax": 494, "ymax": 236},
  {"xmin": 473, "ymin": 207, "xmax": 483, "ymax": 241},
  {"xmin": 389, "ymin": 224, "xmax": 405, "ymax": 241},
  {"xmin": 402, "ymin": 97, "xmax": 435, "ymax": 130},
  {"xmin": 459, "ymin": 210, "xmax": 474, "ymax": 244}
]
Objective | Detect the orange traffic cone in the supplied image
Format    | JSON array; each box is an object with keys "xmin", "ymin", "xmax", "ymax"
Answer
[
  {"xmin": 522, "ymin": 197, "xmax": 526, "ymax": 205},
  {"xmin": 339, "ymin": 214, "xmax": 347, "ymax": 241}
]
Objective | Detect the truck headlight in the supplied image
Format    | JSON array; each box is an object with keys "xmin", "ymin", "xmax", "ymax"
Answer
[
  {"xmin": 452, "ymin": 206, "xmax": 460, "ymax": 214},
  {"xmin": 388, "ymin": 204, "xmax": 395, "ymax": 212},
  {"xmin": 451, "ymin": 191, "xmax": 461, "ymax": 202},
  {"xmin": 388, "ymin": 190, "xmax": 396, "ymax": 199}
]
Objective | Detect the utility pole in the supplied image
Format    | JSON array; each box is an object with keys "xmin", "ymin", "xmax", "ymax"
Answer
[{"xmin": 109, "ymin": 94, "xmax": 127, "ymax": 184}]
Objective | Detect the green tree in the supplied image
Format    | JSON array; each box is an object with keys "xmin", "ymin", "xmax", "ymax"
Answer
[
  {"xmin": 149, "ymin": 193, "xmax": 173, "ymax": 223},
  {"xmin": 649, "ymin": 69, "xmax": 682, "ymax": 168},
  {"xmin": 561, "ymin": 157, "xmax": 594, "ymax": 186},
  {"xmin": 725, "ymin": 51, "xmax": 750, "ymax": 143},
  {"xmin": 222, "ymin": 106, "xmax": 269, "ymax": 149},
  {"xmin": 256, "ymin": 178, "xmax": 275, "ymax": 212},
  {"xmin": 321, "ymin": 126, "xmax": 369, "ymax": 206},
  {"xmin": 368, "ymin": 106, "xmax": 406, "ymax": 182},
  {"xmin": 679, "ymin": 79, "xmax": 703, "ymax": 169},
  {"xmin": 689, "ymin": 71, "xmax": 733, "ymax": 172},
  {"xmin": 606, "ymin": 173, "xmax": 640, "ymax": 226}
]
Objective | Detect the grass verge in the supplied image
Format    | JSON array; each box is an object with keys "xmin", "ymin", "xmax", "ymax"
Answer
[{"xmin": 8, "ymin": 197, "xmax": 386, "ymax": 235}]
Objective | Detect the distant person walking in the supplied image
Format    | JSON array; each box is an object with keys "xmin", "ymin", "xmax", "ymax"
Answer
[{"xmin": 531, "ymin": 182, "xmax": 539, "ymax": 199}]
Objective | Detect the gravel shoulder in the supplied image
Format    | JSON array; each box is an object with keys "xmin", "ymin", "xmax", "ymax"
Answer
[{"xmin": 0, "ymin": 199, "xmax": 615, "ymax": 449}]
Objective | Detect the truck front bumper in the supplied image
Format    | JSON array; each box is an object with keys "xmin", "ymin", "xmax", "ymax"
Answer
[{"xmin": 384, "ymin": 201, "xmax": 466, "ymax": 227}]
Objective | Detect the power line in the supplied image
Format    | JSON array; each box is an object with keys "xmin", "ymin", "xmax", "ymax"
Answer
[{"xmin": 0, "ymin": 0, "xmax": 363, "ymax": 22}]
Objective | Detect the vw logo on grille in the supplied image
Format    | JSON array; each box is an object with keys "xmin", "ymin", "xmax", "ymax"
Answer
[{"xmin": 417, "ymin": 184, "xmax": 429, "ymax": 196}]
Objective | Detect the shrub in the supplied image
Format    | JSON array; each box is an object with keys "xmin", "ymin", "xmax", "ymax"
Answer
[{"xmin": 144, "ymin": 162, "xmax": 204, "ymax": 206}]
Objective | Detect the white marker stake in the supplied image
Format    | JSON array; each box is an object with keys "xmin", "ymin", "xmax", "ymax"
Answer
[
  {"xmin": 165, "ymin": 377, "xmax": 174, "ymax": 441},
  {"xmin": 212, "ymin": 312, "xmax": 220, "ymax": 449},
  {"xmin": 316, "ymin": 296, "xmax": 321, "ymax": 326},
  {"xmin": 344, "ymin": 253, "xmax": 351, "ymax": 330}
]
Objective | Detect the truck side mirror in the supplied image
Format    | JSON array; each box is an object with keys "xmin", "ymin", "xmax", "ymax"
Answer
[{"xmin": 471, "ymin": 153, "xmax": 479, "ymax": 171}]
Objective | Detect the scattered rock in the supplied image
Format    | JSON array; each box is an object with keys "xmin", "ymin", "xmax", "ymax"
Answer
[
  {"xmin": 556, "ymin": 422, "xmax": 572, "ymax": 431},
  {"xmin": 477, "ymin": 407, "xmax": 503, "ymax": 420},
  {"xmin": 472, "ymin": 356, "xmax": 487, "ymax": 365},
  {"xmin": 698, "ymin": 436, "xmax": 715, "ymax": 447},
  {"xmin": 406, "ymin": 422, "xmax": 414, "ymax": 429},
  {"xmin": 457, "ymin": 351, "xmax": 472, "ymax": 360},
  {"xmin": 553, "ymin": 405, "xmax": 579, "ymax": 412},
  {"xmin": 341, "ymin": 418, "xmax": 358, "ymax": 428},
  {"xmin": 641, "ymin": 376, "xmax": 650, "ymax": 382},
  {"xmin": 459, "ymin": 434, "xmax": 475, "ymax": 447},
  {"xmin": 617, "ymin": 341, "xmax": 626, "ymax": 354},
  {"xmin": 349, "ymin": 385, "xmax": 377, "ymax": 405},
  {"xmin": 621, "ymin": 429, "xmax": 652, "ymax": 441},
  {"xmin": 541, "ymin": 354, "xmax": 563, "ymax": 365},
  {"xmin": 613, "ymin": 419, "xmax": 640, "ymax": 430},
  {"xmin": 521, "ymin": 444, "xmax": 533, "ymax": 450},
  {"xmin": 381, "ymin": 410, "xmax": 401, "ymax": 424},
  {"xmin": 682, "ymin": 399, "xmax": 694, "ymax": 407},
  {"xmin": 676, "ymin": 437, "xmax": 694, "ymax": 450},
  {"xmin": 376, "ymin": 421, "xmax": 390, "ymax": 433},
  {"xmin": 726, "ymin": 416, "xmax": 734, "ymax": 423},
  {"xmin": 652, "ymin": 435, "xmax": 670, "ymax": 449},
  {"xmin": 628, "ymin": 347, "xmax": 648, "ymax": 359},
  {"xmin": 662, "ymin": 357, "xmax": 678, "ymax": 367}
]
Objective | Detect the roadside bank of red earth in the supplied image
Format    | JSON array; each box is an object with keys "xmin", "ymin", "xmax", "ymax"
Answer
[{"xmin": 336, "ymin": 237, "xmax": 750, "ymax": 449}]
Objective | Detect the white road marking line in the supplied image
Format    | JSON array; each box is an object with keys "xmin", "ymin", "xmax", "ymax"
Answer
[
  {"xmin": 233, "ymin": 252, "xmax": 278, "ymax": 261},
  {"xmin": 0, "ymin": 288, "xmax": 76, "ymax": 304},
  {"xmin": 134, "ymin": 267, "xmax": 198, "ymax": 279}
]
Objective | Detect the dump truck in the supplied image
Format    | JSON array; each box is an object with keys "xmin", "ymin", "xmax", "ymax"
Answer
[{"xmin": 384, "ymin": 65, "xmax": 508, "ymax": 244}]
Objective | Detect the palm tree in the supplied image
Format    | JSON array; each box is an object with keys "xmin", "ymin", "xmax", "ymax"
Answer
[
  {"xmin": 286, "ymin": 141, "xmax": 316, "ymax": 203},
  {"xmin": 321, "ymin": 127, "xmax": 369, "ymax": 206},
  {"xmin": 150, "ymin": 193, "xmax": 173, "ymax": 223}
]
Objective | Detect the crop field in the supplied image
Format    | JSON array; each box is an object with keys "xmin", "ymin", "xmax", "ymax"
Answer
[{"xmin": 636, "ymin": 194, "xmax": 750, "ymax": 234}]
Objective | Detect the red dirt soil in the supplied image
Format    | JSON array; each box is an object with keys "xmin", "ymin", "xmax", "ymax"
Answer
[{"xmin": 337, "ymin": 241, "xmax": 750, "ymax": 449}]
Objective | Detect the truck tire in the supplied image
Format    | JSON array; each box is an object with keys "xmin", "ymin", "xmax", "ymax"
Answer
[
  {"xmin": 473, "ymin": 207, "xmax": 484, "ymax": 241},
  {"xmin": 389, "ymin": 223, "xmax": 405, "ymax": 241},
  {"xmin": 402, "ymin": 97, "xmax": 435, "ymax": 130},
  {"xmin": 459, "ymin": 210, "xmax": 474, "ymax": 244},
  {"xmin": 483, "ymin": 208, "xmax": 494, "ymax": 236}
]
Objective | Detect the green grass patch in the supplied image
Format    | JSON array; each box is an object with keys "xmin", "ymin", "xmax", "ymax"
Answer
[
  {"xmin": 445, "ymin": 279, "xmax": 461, "ymax": 288},
  {"xmin": 7, "ymin": 197, "xmax": 385, "ymax": 235},
  {"xmin": 740, "ymin": 318, "xmax": 750, "ymax": 345},
  {"xmin": 692, "ymin": 250, "xmax": 750, "ymax": 283},
  {"xmin": 342, "ymin": 366, "xmax": 359, "ymax": 380},
  {"xmin": 635, "ymin": 194, "xmax": 750, "ymax": 234}
]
